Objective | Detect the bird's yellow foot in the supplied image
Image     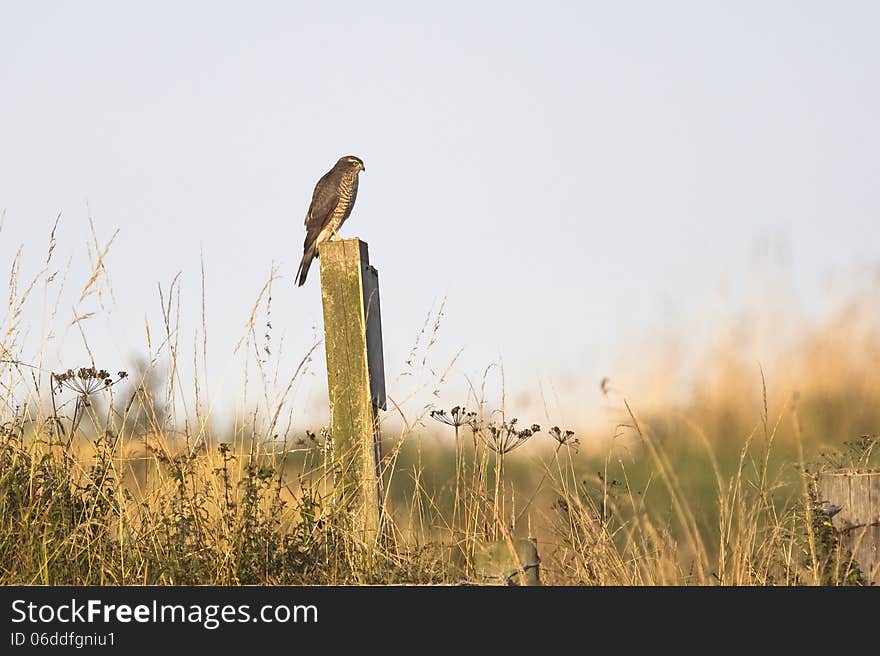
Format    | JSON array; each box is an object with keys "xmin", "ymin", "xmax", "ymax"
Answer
[{"xmin": 330, "ymin": 228, "xmax": 342, "ymax": 241}]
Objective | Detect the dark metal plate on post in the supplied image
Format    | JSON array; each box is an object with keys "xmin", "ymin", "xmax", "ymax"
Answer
[{"xmin": 362, "ymin": 263, "xmax": 386, "ymax": 411}]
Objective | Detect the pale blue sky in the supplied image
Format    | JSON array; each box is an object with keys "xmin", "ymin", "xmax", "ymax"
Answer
[{"xmin": 2, "ymin": 2, "xmax": 879, "ymax": 431}]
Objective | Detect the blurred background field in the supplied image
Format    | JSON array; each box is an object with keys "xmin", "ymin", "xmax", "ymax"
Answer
[{"xmin": 2, "ymin": 223, "xmax": 878, "ymax": 585}]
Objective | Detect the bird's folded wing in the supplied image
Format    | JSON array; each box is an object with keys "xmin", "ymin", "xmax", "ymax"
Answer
[{"xmin": 304, "ymin": 170, "xmax": 340, "ymax": 231}]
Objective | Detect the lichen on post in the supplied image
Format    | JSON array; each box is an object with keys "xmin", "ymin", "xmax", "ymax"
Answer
[{"xmin": 318, "ymin": 238, "xmax": 385, "ymax": 545}]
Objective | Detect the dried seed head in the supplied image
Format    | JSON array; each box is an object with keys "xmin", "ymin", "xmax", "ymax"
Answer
[
  {"xmin": 51, "ymin": 366, "xmax": 129, "ymax": 397},
  {"xmin": 548, "ymin": 425, "xmax": 579, "ymax": 451},
  {"xmin": 478, "ymin": 417, "xmax": 536, "ymax": 454},
  {"xmin": 430, "ymin": 406, "xmax": 470, "ymax": 428}
]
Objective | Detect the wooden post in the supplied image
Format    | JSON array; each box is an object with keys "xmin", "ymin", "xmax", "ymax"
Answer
[
  {"xmin": 818, "ymin": 470, "xmax": 880, "ymax": 584},
  {"xmin": 318, "ymin": 238, "xmax": 386, "ymax": 545},
  {"xmin": 473, "ymin": 538, "xmax": 541, "ymax": 586}
]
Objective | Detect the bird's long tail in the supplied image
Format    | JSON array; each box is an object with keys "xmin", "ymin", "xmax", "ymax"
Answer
[{"xmin": 296, "ymin": 246, "xmax": 316, "ymax": 287}]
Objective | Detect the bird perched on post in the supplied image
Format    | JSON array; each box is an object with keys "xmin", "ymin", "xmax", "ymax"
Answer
[{"xmin": 296, "ymin": 155, "xmax": 366, "ymax": 287}]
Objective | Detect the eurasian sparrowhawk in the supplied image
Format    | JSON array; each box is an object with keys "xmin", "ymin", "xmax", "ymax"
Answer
[{"xmin": 296, "ymin": 155, "xmax": 366, "ymax": 287}]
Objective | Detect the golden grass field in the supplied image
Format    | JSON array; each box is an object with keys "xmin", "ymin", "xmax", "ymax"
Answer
[{"xmin": 2, "ymin": 221, "xmax": 878, "ymax": 585}]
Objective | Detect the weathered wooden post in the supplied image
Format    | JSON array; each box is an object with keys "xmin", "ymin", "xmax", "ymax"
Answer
[
  {"xmin": 318, "ymin": 238, "xmax": 386, "ymax": 545},
  {"xmin": 818, "ymin": 470, "xmax": 880, "ymax": 584},
  {"xmin": 473, "ymin": 537, "xmax": 541, "ymax": 586}
]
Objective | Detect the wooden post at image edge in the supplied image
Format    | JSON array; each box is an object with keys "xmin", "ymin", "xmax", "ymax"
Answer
[{"xmin": 818, "ymin": 469, "xmax": 880, "ymax": 583}]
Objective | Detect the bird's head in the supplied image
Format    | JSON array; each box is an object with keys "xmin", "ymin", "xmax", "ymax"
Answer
[{"xmin": 340, "ymin": 155, "xmax": 365, "ymax": 172}]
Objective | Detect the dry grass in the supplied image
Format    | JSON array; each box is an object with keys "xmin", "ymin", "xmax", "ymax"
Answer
[{"xmin": 1, "ymin": 219, "xmax": 877, "ymax": 585}]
